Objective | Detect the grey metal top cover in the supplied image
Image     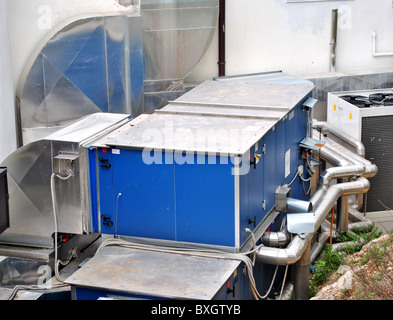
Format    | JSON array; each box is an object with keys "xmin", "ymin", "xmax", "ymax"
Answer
[
  {"xmin": 65, "ymin": 246, "xmax": 240, "ymax": 300},
  {"xmin": 100, "ymin": 80, "xmax": 314, "ymax": 155},
  {"xmin": 45, "ymin": 113, "xmax": 130, "ymax": 143}
]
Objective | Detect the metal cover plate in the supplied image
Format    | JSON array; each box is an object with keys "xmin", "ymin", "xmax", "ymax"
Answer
[
  {"xmin": 176, "ymin": 80, "xmax": 313, "ymax": 109},
  {"xmin": 101, "ymin": 112, "xmax": 273, "ymax": 155},
  {"xmin": 45, "ymin": 113, "xmax": 130, "ymax": 143},
  {"xmin": 65, "ymin": 246, "xmax": 240, "ymax": 300},
  {"xmin": 100, "ymin": 80, "xmax": 313, "ymax": 155}
]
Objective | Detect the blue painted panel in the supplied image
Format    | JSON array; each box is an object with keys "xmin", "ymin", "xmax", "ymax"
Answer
[
  {"xmin": 289, "ymin": 102, "xmax": 311, "ymax": 202},
  {"xmin": 274, "ymin": 118, "xmax": 286, "ymax": 189},
  {"xmin": 110, "ymin": 149, "xmax": 176, "ymax": 240},
  {"xmin": 246, "ymin": 141, "xmax": 266, "ymax": 232},
  {"xmin": 97, "ymin": 148, "xmax": 114, "ymax": 234},
  {"xmin": 262, "ymin": 128, "xmax": 276, "ymax": 215},
  {"xmin": 92, "ymin": 98, "xmax": 312, "ymax": 248},
  {"xmin": 247, "ymin": 99, "xmax": 311, "ymax": 232},
  {"xmin": 175, "ymin": 154, "xmax": 236, "ymax": 247},
  {"xmin": 74, "ymin": 287, "xmax": 168, "ymax": 300}
]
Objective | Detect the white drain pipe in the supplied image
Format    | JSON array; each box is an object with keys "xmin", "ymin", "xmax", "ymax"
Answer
[{"xmin": 372, "ymin": 32, "xmax": 393, "ymax": 57}]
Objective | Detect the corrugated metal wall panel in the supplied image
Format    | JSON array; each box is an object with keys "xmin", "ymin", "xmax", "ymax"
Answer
[{"xmin": 362, "ymin": 115, "xmax": 393, "ymax": 212}]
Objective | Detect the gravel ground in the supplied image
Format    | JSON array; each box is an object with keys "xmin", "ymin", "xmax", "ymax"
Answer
[{"xmin": 311, "ymin": 233, "xmax": 393, "ymax": 300}]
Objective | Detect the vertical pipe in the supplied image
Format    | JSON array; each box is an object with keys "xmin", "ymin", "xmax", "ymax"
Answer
[
  {"xmin": 218, "ymin": 0, "xmax": 226, "ymax": 77},
  {"xmin": 330, "ymin": 9, "xmax": 338, "ymax": 72},
  {"xmin": 294, "ymin": 244, "xmax": 310, "ymax": 300},
  {"xmin": 336, "ymin": 178, "xmax": 349, "ymax": 234},
  {"xmin": 337, "ymin": 195, "xmax": 349, "ymax": 234}
]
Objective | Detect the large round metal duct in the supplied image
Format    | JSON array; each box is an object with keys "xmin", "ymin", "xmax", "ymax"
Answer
[{"xmin": 16, "ymin": 0, "xmax": 219, "ymax": 146}]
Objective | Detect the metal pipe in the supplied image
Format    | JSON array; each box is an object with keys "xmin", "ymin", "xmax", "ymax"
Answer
[
  {"xmin": 312, "ymin": 126, "xmax": 378, "ymax": 211},
  {"xmin": 321, "ymin": 138, "xmax": 377, "ymax": 178},
  {"xmin": 313, "ymin": 121, "xmax": 365, "ymax": 157},
  {"xmin": 259, "ymin": 134, "xmax": 374, "ymax": 263},
  {"xmin": 310, "ymin": 232, "xmax": 330, "ymax": 263},
  {"xmin": 372, "ymin": 32, "xmax": 393, "ymax": 57},
  {"xmin": 286, "ymin": 198, "xmax": 313, "ymax": 213},
  {"xmin": 348, "ymin": 205, "xmax": 365, "ymax": 222},
  {"xmin": 294, "ymin": 243, "xmax": 310, "ymax": 300},
  {"xmin": 256, "ymin": 177, "xmax": 370, "ymax": 266},
  {"xmin": 218, "ymin": 0, "xmax": 226, "ymax": 76},
  {"xmin": 276, "ymin": 282, "xmax": 294, "ymax": 300},
  {"xmin": 336, "ymin": 192, "xmax": 349, "ymax": 234},
  {"xmin": 349, "ymin": 219, "xmax": 374, "ymax": 231},
  {"xmin": 314, "ymin": 178, "xmax": 370, "ymax": 230},
  {"xmin": 261, "ymin": 228, "xmax": 291, "ymax": 248},
  {"xmin": 330, "ymin": 9, "xmax": 338, "ymax": 72},
  {"xmin": 258, "ymin": 123, "xmax": 376, "ymax": 298},
  {"xmin": 256, "ymin": 233, "xmax": 313, "ymax": 266}
]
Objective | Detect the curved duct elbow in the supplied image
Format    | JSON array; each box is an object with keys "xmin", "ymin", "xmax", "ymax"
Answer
[
  {"xmin": 319, "ymin": 164, "xmax": 366, "ymax": 188},
  {"xmin": 314, "ymin": 177, "xmax": 370, "ymax": 231},
  {"xmin": 363, "ymin": 163, "xmax": 378, "ymax": 179},
  {"xmin": 257, "ymin": 234, "xmax": 312, "ymax": 266},
  {"xmin": 313, "ymin": 121, "xmax": 366, "ymax": 157},
  {"xmin": 338, "ymin": 177, "xmax": 370, "ymax": 196}
]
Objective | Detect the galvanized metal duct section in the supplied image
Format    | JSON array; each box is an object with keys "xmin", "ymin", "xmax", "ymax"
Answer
[
  {"xmin": 256, "ymin": 123, "xmax": 377, "ymax": 300},
  {"xmin": 0, "ymin": 113, "xmax": 130, "ymax": 248},
  {"xmin": 16, "ymin": 0, "xmax": 219, "ymax": 146}
]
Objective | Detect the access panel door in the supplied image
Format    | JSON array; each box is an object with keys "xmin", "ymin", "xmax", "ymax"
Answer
[{"xmin": 97, "ymin": 148, "xmax": 176, "ymax": 241}]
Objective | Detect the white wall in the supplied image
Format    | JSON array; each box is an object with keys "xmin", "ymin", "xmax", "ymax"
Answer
[
  {"xmin": 3, "ymin": 0, "xmax": 393, "ymax": 161},
  {"xmin": 187, "ymin": 0, "xmax": 393, "ymax": 82},
  {"xmin": 0, "ymin": 0, "xmax": 17, "ymax": 163},
  {"xmin": 8, "ymin": 0, "xmax": 393, "ymax": 88}
]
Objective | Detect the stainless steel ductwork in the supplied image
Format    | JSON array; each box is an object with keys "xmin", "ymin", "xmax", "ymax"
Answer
[
  {"xmin": 16, "ymin": 0, "xmax": 219, "ymax": 146},
  {"xmin": 256, "ymin": 123, "xmax": 377, "ymax": 300},
  {"xmin": 0, "ymin": 113, "xmax": 130, "ymax": 248}
]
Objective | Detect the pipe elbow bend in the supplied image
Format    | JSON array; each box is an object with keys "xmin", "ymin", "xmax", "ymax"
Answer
[{"xmin": 364, "ymin": 164, "xmax": 378, "ymax": 178}]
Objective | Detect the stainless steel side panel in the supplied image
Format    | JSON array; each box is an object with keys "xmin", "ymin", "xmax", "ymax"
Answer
[{"xmin": 0, "ymin": 113, "xmax": 130, "ymax": 248}]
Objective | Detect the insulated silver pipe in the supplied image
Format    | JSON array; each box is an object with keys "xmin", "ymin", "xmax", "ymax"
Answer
[
  {"xmin": 257, "ymin": 124, "xmax": 377, "ymax": 299},
  {"xmin": 256, "ymin": 233, "xmax": 313, "ymax": 266},
  {"xmin": 312, "ymin": 128, "xmax": 377, "ymax": 211},
  {"xmin": 310, "ymin": 232, "xmax": 330, "ymax": 263},
  {"xmin": 294, "ymin": 243, "xmax": 310, "ymax": 300},
  {"xmin": 256, "ymin": 177, "xmax": 370, "ymax": 266},
  {"xmin": 319, "ymin": 164, "xmax": 365, "ymax": 188},
  {"xmin": 318, "ymin": 131, "xmax": 377, "ymax": 178},
  {"xmin": 286, "ymin": 198, "xmax": 313, "ymax": 213},
  {"xmin": 348, "ymin": 205, "xmax": 366, "ymax": 222},
  {"xmin": 349, "ymin": 219, "xmax": 374, "ymax": 231},
  {"xmin": 315, "ymin": 178, "xmax": 369, "ymax": 232},
  {"xmin": 261, "ymin": 228, "xmax": 291, "ymax": 248},
  {"xmin": 337, "ymin": 191, "xmax": 349, "ymax": 234},
  {"xmin": 313, "ymin": 121, "xmax": 365, "ymax": 157}
]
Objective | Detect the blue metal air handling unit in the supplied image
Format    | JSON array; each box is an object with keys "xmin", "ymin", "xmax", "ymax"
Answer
[{"xmin": 65, "ymin": 78, "xmax": 317, "ymax": 300}]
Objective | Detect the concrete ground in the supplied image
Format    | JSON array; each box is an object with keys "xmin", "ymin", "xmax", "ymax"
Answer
[{"xmin": 367, "ymin": 210, "xmax": 393, "ymax": 234}]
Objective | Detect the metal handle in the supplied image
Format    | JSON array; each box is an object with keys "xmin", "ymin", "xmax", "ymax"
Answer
[
  {"xmin": 102, "ymin": 215, "xmax": 113, "ymax": 227},
  {"xmin": 248, "ymin": 216, "xmax": 256, "ymax": 228}
]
